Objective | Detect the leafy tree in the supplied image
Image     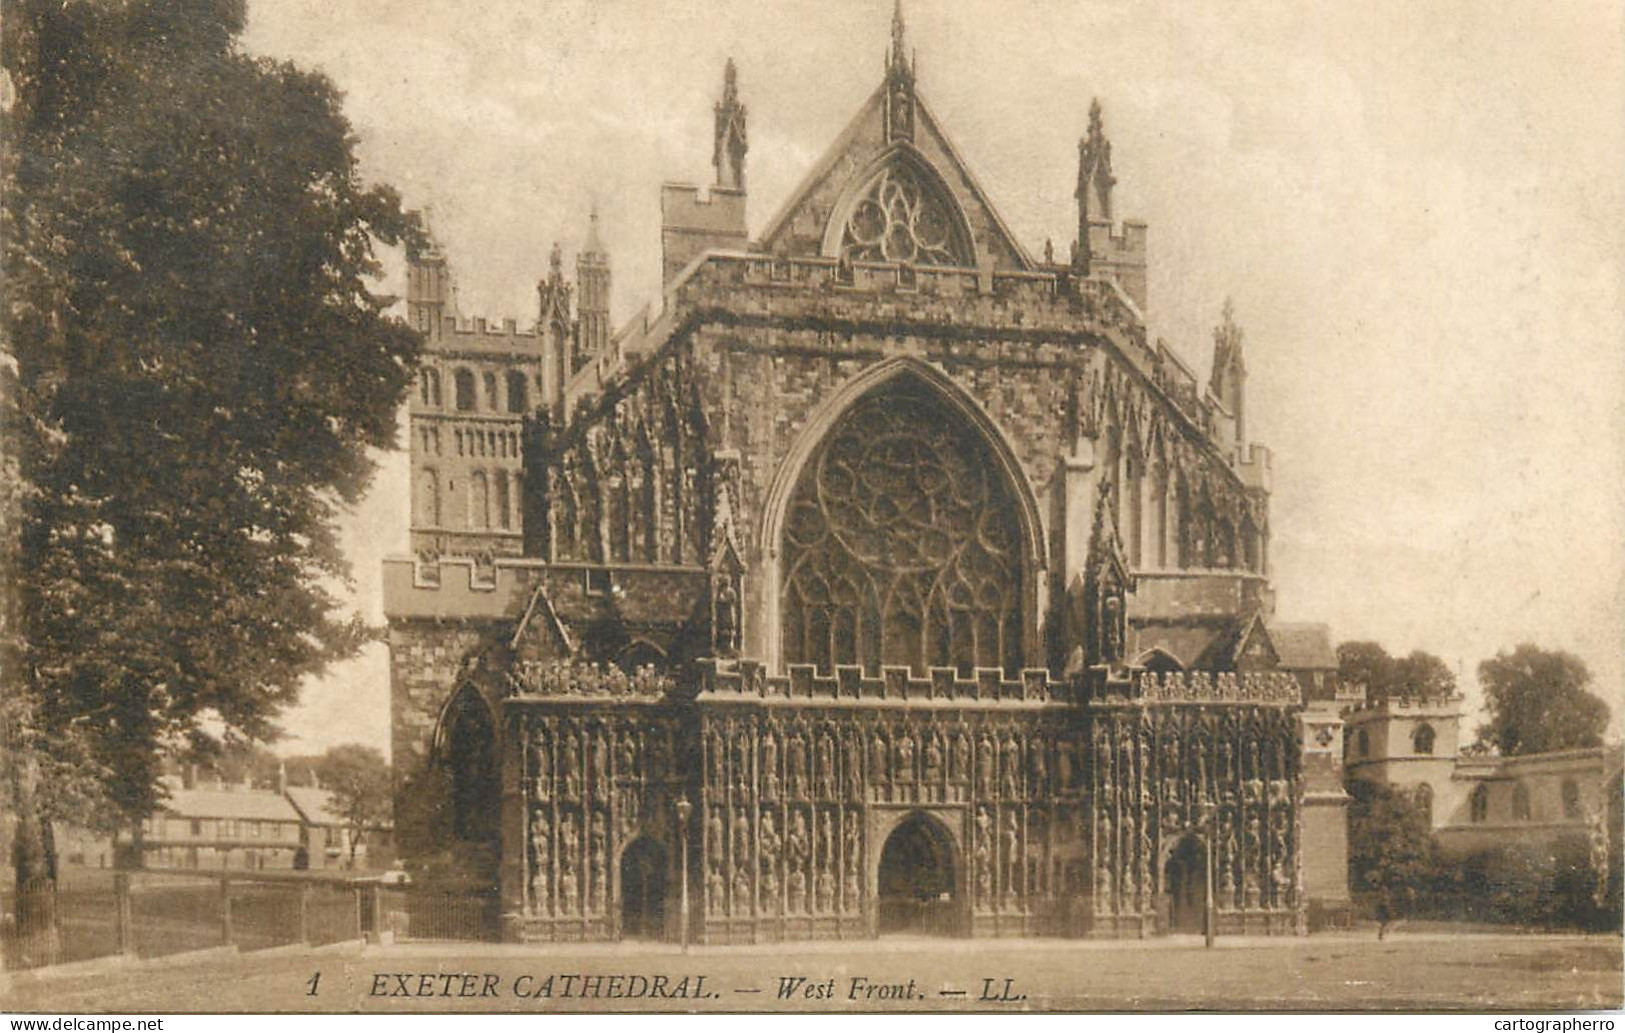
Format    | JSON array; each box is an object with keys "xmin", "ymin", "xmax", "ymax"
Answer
[
  {"xmin": 1346, "ymin": 780, "xmax": 1438, "ymax": 938},
  {"xmin": 1477, "ymin": 645, "xmax": 1608, "ymax": 756},
  {"xmin": 313, "ymin": 744, "xmax": 392, "ymax": 868},
  {"xmin": 1337, "ymin": 641, "xmax": 1455, "ymax": 703},
  {"xmin": 3, "ymin": 0, "xmax": 422, "ymax": 902}
]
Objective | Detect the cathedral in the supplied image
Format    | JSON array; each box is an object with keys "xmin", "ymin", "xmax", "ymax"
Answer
[{"xmin": 384, "ymin": 7, "xmax": 1352, "ymax": 943}]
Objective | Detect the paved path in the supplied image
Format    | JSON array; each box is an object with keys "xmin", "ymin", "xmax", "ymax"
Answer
[{"xmin": 4, "ymin": 931, "xmax": 1619, "ymax": 1013}]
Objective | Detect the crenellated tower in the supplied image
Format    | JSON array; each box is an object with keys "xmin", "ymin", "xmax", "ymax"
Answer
[
  {"xmin": 1074, "ymin": 99, "xmax": 1147, "ymax": 310},
  {"xmin": 661, "ymin": 61, "xmax": 750, "ymax": 284}
]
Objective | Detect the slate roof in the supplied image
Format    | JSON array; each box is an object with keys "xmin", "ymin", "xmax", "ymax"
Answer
[
  {"xmin": 161, "ymin": 786, "xmax": 301, "ymax": 824},
  {"xmin": 1267, "ymin": 622, "xmax": 1336, "ymax": 670}
]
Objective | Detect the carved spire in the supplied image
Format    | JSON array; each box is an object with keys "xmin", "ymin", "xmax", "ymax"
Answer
[
  {"xmin": 884, "ymin": 0, "xmax": 916, "ymax": 143},
  {"xmin": 1075, "ymin": 98, "xmax": 1116, "ymax": 273},
  {"xmin": 713, "ymin": 58, "xmax": 748, "ymax": 191},
  {"xmin": 1210, "ymin": 298, "xmax": 1247, "ymax": 445}
]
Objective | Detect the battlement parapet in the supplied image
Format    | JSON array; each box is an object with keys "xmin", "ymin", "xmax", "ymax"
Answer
[
  {"xmin": 1089, "ymin": 670, "xmax": 1302, "ymax": 706},
  {"xmin": 696, "ymin": 658, "xmax": 1067, "ymax": 707},
  {"xmin": 1347, "ymin": 693, "xmax": 1465, "ymax": 718},
  {"xmin": 1086, "ymin": 217, "xmax": 1148, "ymax": 260},
  {"xmin": 507, "ymin": 658, "xmax": 674, "ymax": 701}
]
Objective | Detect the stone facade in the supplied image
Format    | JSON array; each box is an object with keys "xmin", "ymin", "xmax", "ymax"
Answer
[{"xmin": 384, "ymin": 10, "xmax": 1345, "ymax": 941}]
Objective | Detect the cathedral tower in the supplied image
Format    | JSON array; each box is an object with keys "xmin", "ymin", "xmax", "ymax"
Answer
[{"xmin": 575, "ymin": 208, "xmax": 612, "ymax": 372}]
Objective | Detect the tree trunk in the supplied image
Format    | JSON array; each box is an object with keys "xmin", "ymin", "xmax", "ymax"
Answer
[{"xmin": 7, "ymin": 759, "xmax": 61, "ymax": 969}]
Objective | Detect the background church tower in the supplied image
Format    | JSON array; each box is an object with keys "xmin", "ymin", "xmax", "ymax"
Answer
[{"xmin": 575, "ymin": 209, "xmax": 612, "ymax": 373}]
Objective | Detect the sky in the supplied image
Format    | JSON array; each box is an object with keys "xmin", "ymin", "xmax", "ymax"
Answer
[{"xmin": 238, "ymin": 0, "xmax": 1625, "ymax": 759}]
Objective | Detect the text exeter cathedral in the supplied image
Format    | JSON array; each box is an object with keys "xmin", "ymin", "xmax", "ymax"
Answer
[{"xmin": 384, "ymin": 7, "xmax": 1354, "ymax": 943}]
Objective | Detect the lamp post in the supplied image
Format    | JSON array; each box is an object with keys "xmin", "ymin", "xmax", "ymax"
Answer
[
  {"xmin": 674, "ymin": 795, "xmax": 693, "ymax": 953},
  {"xmin": 1200, "ymin": 800, "xmax": 1217, "ymax": 949}
]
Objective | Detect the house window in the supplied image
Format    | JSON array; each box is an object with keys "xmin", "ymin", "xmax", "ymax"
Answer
[
  {"xmin": 1470, "ymin": 783, "xmax": 1489, "ymax": 823},
  {"xmin": 1562, "ymin": 778, "xmax": 1582, "ymax": 820},
  {"xmin": 1412, "ymin": 723, "xmax": 1436, "ymax": 755},
  {"xmin": 1512, "ymin": 781, "xmax": 1532, "ymax": 821}
]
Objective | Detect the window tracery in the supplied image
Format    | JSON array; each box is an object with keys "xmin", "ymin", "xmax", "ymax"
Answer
[
  {"xmin": 838, "ymin": 161, "xmax": 971, "ymax": 268},
  {"xmin": 781, "ymin": 380, "xmax": 1023, "ymax": 676}
]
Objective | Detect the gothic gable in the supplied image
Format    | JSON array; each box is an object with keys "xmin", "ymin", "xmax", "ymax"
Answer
[{"xmin": 757, "ymin": 86, "xmax": 1032, "ymax": 271}]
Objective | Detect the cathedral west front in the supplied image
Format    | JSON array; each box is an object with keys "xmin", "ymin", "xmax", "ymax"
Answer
[{"xmin": 383, "ymin": 7, "xmax": 1353, "ymax": 944}]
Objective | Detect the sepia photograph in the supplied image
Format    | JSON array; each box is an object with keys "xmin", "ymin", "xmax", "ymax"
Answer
[{"xmin": 1, "ymin": 0, "xmax": 1621, "ymax": 1018}]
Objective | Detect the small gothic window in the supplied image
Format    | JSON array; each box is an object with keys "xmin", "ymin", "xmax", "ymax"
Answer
[
  {"xmin": 444, "ymin": 689, "xmax": 499, "ymax": 843},
  {"xmin": 1412, "ymin": 723, "xmax": 1436, "ymax": 755},
  {"xmin": 1562, "ymin": 778, "xmax": 1582, "ymax": 820},
  {"xmin": 1512, "ymin": 781, "xmax": 1532, "ymax": 821},
  {"xmin": 483, "ymin": 371, "xmax": 498, "ymax": 410},
  {"xmin": 1357, "ymin": 728, "xmax": 1369, "ymax": 758},
  {"xmin": 1470, "ymin": 783, "xmax": 1489, "ymax": 823},
  {"xmin": 429, "ymin": 369, "xmax": 442, "ymax": 407},
  {"xmin": 454, "ymin": 368, "xmax": 475, "ymax": 411},
  {"xmin": 419, "ymin": 370, "xmax": 431, "ymax": 405},
  {"xmin": 839, "ymin": 159, "xmax": 972, "ymax": 267},
  {"xmin": 506, "ymin": 370, "xmax": 528, "ymax": 413},
  {"xmin": 495, "ymin": 471, "xmax": 511, "ymax": 531}
]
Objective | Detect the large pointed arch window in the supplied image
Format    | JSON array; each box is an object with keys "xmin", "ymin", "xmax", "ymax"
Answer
[
  {"xmin": 781, "ymin": 378, "xmax": 1024, "ymax": 676},
  {"xmin": 837, "ymin": 157, "xmax": 973, "ymax": 267}
]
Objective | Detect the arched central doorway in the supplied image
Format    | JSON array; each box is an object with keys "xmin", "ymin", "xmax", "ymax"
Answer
[
  {"xmin": 877, "ymin": 812, "xmax": 958, "ymax": 936},
  {"xmin": 1163, "ymin": 834, "xmax": 1208, "ymax": 934},
  {"xmin": 619, "ymin": 838, "xmax": 667, "ymax": 940}
]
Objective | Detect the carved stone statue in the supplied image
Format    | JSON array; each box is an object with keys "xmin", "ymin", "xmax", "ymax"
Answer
[
  {"xmin": 923, "ymin": 734, "xmax": 943, "ymax": 785},
  {"xmin": 561, "ymin": 733, "xmax": 581, "ymax": 801},
  {"xmin": 952, "ymin": 732, "xmax": 971, "ymax": 784},
  {"xmin": 788, "ymin": 734, "xmax": 809, "ymax": 800},
  {"xmin": 894, "ymin": 732, "xmax": 915, "ymax": 783},
  {"xmin": 707, "ymin": 867, "xmax": 726, "ymax": 915},
  {"xmin": 871, "ymin": 730, "xmax": 889, "ymax": 783},
  {"xmin": 816, "ymin": 734, "xmax": 836, "ymax": 799},
  {"xmin": 761, "ymin": 730, "xmax": 780, "ymax": 800},
  {"xmin": 707, "ymin": 808, "xmax": 724, "ymax": 864},
  {"xmin": 714, "ymin": 576, "xmax": 740, "ymax": 654},
  {"xmin": 977, "ymin": 734, "xmax": 996, "ymax": 796}
]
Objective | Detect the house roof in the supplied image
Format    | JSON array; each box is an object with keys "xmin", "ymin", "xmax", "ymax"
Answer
[
  {"xmin": 1267, "ymin": 622, "xmax": 1336, "ymax": 670},
  {"xmin": 161, "ymin": 786, "xmax": 300, "ymax": 823},
  {"xmin": 284, "ymin": 786, "xmax": 345, "ymax": 827}
]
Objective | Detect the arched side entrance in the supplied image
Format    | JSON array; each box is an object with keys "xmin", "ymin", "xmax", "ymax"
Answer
[
  {"xmin": 1162, "ymin": 834, "xmax": 1208, "ymax": 934},
  {"xmin": 618, "ymin": 837, "xmax": 668, "ymax": 940},
  {"xmin": 876, "ymin": 812, "xmax": 959, "ymax": 936}
]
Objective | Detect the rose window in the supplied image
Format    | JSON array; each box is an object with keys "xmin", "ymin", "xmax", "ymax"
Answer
[
  {"xmin": 781, "ymin": 378, "xmax": 1023, "ymax": 676},
  {"xmin": 838, "ymin": 162, "xmax": 971, "ymax": 267}
]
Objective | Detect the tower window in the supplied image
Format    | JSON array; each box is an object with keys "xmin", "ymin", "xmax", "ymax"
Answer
[
  {"xmin": 1470, "ymin": 783, "xmax": 1489, "ymax": 823},
  {"xmin": 483, "ymin": 371, "xmax": 498, "ymax": 411},
  {"xmin": 454, "ymin": 368, "xmax": 475, "ymax": 411},
  {"xmin": 506, "ymin": 371, "xmax": 528, "ymax": 413},
  {"xmin": 1561, "ymin": 778, "xmax": 1581, "ymax": 820},
  {"xmin": 1411, "ymin": 723, "xmax": 1436, "ymax": 755},
  {"xmin": 1512, "ymin": 781, "xmax": 1532, "ymax": 821},
  {"xmin": 1356, "ymin": 728, "xmax": 1369, "ymax": 758}
]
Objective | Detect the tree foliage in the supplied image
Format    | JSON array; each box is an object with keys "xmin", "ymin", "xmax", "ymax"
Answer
[
  {"xmin": 2, "ymin": 0, "xmax": 422, "ymax": 866},
  {"xmin": 313, "ymin": 744, "xmax": 392, "ymax": 867},
  {"xmin": 1336, "ymin": 641, "xmax": 1456, "ymax": 703},
  {"xmin": 1477, "ymin": 644, "xmax": 1609, "ymax": 756},
  {"xmin": 1346, "ymin": 779, "xmax": 1439, "ymax": 931}
]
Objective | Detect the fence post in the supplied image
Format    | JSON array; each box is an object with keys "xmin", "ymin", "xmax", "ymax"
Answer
[
  {"xmin": 368, "ymin": 882, "xmax": 383, "ymax": 943},
  {"xmin": 113, "ymin": 872, "xmax": 133, "ymax": 956},
  {"xmin": 219, "ymin": 876, "xmax": 233, "ymax": 946},
  {"xmin": 298, "ymin": 882, "xmax": 311, "ymax": 944}
]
